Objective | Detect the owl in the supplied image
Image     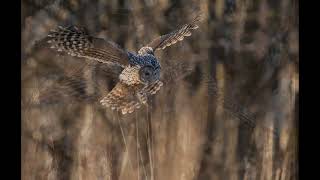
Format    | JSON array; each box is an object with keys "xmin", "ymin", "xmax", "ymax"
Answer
[{"xmin": 44, "ymin": 15, "xmax": 201, "ymax": 114}]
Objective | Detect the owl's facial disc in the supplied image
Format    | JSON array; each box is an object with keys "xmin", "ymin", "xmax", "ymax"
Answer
[{"xmin": 139, "ymin": 65, "xmax": 160, "ymax": 84}]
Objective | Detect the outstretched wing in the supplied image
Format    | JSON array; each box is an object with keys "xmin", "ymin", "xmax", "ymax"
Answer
[
  {"xmin": 33, "ymin": 61, "xmax": 124, "ymax": 107},
  {"xmin": 45, "ymin": 26, "xmax": 129, "ymax": 67},
  {"xmin": 38, "ymin": 75, "xmax": 99, "ymax": 105},
  {"xmin": 139, "ymin": 14, "xmax": 202, "ymax": 54},
  {"xmin": 100, "ymin": 80, "xmax": 163, "ymax": 114}
]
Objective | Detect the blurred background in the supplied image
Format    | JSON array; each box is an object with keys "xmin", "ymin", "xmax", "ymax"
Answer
[{"xmin": 21, "ymin": 0, "xmax": 298, "ymax": 179}]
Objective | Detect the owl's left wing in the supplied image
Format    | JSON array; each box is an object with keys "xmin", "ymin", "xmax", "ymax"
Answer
[
  {"xmin": 44, "ymin": 25, "xmax": 130, "ymax": 67},
  {"xmin": 100, "ymin": 80, "xmax": 163, "ymax": 114},
  {"xmin": 139, "ymin": 14, "xmax": 202, "ymax": 54}
]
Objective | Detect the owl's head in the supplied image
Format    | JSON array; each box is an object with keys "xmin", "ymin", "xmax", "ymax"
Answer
[{"xmin": 139, "ymin": 65, "xmax": 160, "ymax": 84}]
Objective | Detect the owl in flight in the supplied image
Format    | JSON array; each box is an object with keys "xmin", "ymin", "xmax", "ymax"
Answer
[{"xmin": 45, "ymin": 15, "xmax": 201, "ymax": 114}]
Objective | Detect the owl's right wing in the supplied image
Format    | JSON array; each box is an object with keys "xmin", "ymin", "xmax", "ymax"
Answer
[
  {"xmin": 45, "ymin": 26, "xmax": 129, "ymax": 67},
  {"xmin": 38, "ymin": 75, "xmax": 99, "ymax": 105},
  {"xmin": 33, "ymin": 62, "xmax": 124, "ymax": 107}
]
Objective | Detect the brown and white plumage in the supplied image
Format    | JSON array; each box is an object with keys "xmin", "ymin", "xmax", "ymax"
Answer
[
  {"xmin": 47, "ymin": 26, "xmax": 129, "ymax": 67},
  {"xmin": 140, "ymin": 14, "xmax": 202, "ymax": 53},
  {"xmin": 42, "ymin": 14, "xmax": 201, "ymax": 114},
  {"xmin": 100, "ymin": 80, "xmax": 163, "ymax": 114},
  {"xmin": 100, "ymin": 64, "xmax": 163, "ymax": 114}
]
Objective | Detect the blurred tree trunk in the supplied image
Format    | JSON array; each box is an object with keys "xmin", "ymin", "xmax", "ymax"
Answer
[{"xmin": 197, "ymin": 0, "xmax": 219, "ymax": 179}]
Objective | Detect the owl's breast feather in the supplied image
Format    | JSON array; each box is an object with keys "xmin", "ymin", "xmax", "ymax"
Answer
[{"xmin": 119, "ymin": 65, "xmax": 142, "ymax": 86}]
